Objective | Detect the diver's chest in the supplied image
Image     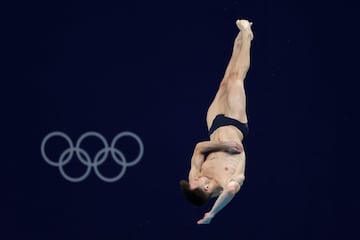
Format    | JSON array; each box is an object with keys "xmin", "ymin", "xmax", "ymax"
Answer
[{"xmin": 201, "ymin": 157, "xmax": 238, "ymax": 176}]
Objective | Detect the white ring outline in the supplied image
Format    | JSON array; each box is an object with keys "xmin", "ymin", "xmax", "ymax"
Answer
[{"xmin": 40, "ymin": 131, "xmax": 144, "ymax": 182}]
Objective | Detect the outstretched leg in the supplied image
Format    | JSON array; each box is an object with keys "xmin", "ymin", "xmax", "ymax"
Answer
[
  {"xmin": 224, "ymin": 20, "xmax": 253, "ymax": 82},
  {"xmin": 207, "ymin": 20, "xmax": 253, "ymax": 128}
]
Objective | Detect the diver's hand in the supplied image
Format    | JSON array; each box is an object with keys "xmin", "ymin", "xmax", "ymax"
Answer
[
  {"xmin": 222, "ymin": 141, "xmax": 243, "ymax": 154},
  {"xmin": 197, "ymin": 212, "xmax": 214, "ymax": 224}
]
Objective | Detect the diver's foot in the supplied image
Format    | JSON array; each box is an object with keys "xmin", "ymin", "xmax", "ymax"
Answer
[{"xmin": 236, "ymin": 19, "xmax": 253, "ymax": 40}]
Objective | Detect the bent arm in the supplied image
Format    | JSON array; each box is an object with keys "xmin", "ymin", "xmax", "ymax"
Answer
[
  {"xmin": 189, "ymin": 141, "xmax": 243, "ymax": 179},
  {"xmin": 195, "ymin": 141, "xmax": 243, "ymax": 155}
]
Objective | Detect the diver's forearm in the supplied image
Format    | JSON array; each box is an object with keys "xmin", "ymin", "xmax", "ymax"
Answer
[
  {"xmin": 195, "ymin": 141, "xmax": 242, "ymax": 154},
  {"xmin": 207, "ymin": 189, "xmax": 236, "ymax": 219}
]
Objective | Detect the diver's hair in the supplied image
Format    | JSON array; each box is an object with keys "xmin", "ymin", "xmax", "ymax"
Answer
[{"xmin": 179, "ymin": 180, "xmax": 210, "ymax": 207}]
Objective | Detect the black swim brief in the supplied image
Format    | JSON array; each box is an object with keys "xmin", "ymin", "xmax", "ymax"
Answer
[{"xmin": 208, "ymin": 114, "xmax": 249, "ymax": 138}]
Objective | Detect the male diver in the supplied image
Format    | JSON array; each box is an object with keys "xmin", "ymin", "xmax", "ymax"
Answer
[{"xmin": 180, "ymin": 19, "xmax": 253, "ymax": 224}]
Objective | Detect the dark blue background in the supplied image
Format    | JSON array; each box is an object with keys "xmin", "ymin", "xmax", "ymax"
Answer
[{"xmin": 7, "ymin": 0, "xmax": 359, "ymax": 239}]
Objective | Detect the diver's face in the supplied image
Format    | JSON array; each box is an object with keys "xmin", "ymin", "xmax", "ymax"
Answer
[
  {"xmin": 190, "ymin": 177, "xmax": 217, "ymax": 194},
  {"xmin": 190, "ymin": 176, "xmax": 208, "ymax": 189}
]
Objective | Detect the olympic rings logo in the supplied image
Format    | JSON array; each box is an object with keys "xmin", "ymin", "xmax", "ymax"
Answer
[{"xmin": 40, "ymin": 131, "xmax": 144, "ymax": 183}]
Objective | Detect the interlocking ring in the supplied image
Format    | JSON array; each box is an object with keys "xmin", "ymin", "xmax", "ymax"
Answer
[{"xmin": 41, "ymin": 131, "xmax": 144, "ymax": 183}]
